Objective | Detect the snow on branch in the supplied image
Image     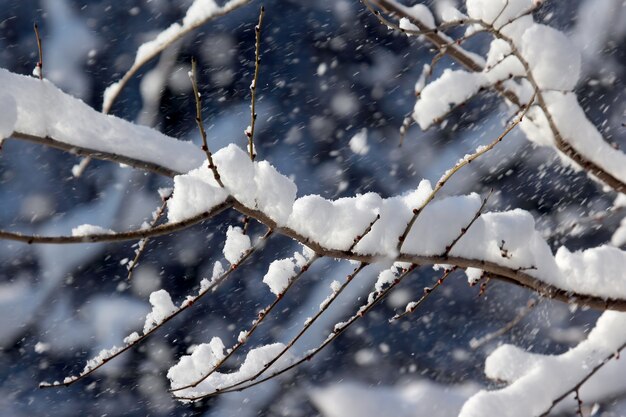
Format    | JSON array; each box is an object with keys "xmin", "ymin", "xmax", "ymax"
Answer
[
  {"xmin": 460, "ymin": 311, "xmax": 626, "ymax": 417},
  {"xmin": 39, "ymin": 228, "xmax": 273, "ymax": 388},
  {"xmin": 1, "ymin": 68, "xmax": 203, "ymax": 176},
  {"xmin": 366, "ymin": 0, "xmax": 626, "ymax": 194},
  {"xmin": 101, "ymin": 0, "xmax": 251, "ymax": 114}
]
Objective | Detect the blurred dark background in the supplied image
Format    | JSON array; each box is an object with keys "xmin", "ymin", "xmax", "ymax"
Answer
[{"xmin": 0, "ymin": 0, "xmax": 624, "ymax": 416}]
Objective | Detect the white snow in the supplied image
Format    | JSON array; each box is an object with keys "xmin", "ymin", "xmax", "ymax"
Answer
[
  {"xmin": 263, "ymin": 258, "xmax": 297, "ymax": 295},
  {"xmin": 143, "ymin": 289, "xmax": 178, "ymax": 334},
  {"xmin": 460, "ymin": 311, "xmax": 626, "ymax": 417},
  {"xmin": 223, "ymin": 226, "xmax": 251, "ymax": 265},
  {"xmin": 413, "ymin": 70, "xmax": 487, "ymax": 129},
  {"xmin": 0, "ymin": 94, "xmax": 17, "ymax": 140},
  {"xmin": 349, "ymin": 129, "xmax": 370, "ymax": 155},
  {"xmin": 520, "ymin": 24, "xmax": 581, "ymax": 91},
  {"xmin": 170, "ymin": 342, "xmax": 295, "ymax": 398},
  {"xmin": 167, "ymin": 336, "xmax": 225, "ymax": 389},
  {"xmin": 464, "ymin": 267, "xmax": 483, "ymax": 285},
  {"xmin": 71, "ymin": 224, "xmax": 115, "ymax": 236},
  {"xmin": 0, "ymin": 68, "xmax": 204, "ymax": 175},
  {"xmin": 404, "ymin": 4, "xmax": 435, "ymax": 29}
]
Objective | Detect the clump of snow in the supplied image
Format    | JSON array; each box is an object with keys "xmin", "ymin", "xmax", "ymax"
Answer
[
  {"xmin": 71, "ymin": 224, "xmax": 115, "ymax": 236},
  {"xmin": 168, "ymin": 144, "xmax": 297, "ymax": 225},
  {"xmin": 464, "ymin": 268, "xmax": 484, "ymax": 285},
  {"xmin": 223, "ymin": 226, "xmax": 251, "ymax": 265},
  {"xmin": 143, "ymin": 289, "xmax": 178, "ymax": 334},
  {"xmin": 0, "ymin": 94, "xmax": 17, "ymax": 140},
  {"xmin": 460, "ymin": 311, "xmax": 626, "ymax": 417},
  {"xmin": 263, "ymin": 258, "xmax": 297, "ymax": 295},
  {"xmin": 182, "ymin": 0, "xmax": 220, "ymax": 27},
  {"xmin": 404, "ymin": 4, "xmax": 435, "ymax": 29},
  {"xmin": 254, "ymin": 160, "xmax": 297, "ymax": 225},
  {"xmin": 170, "ymin": 342, "xmax": 295, "ymax": 398},
  {"xmin": 521, "ymin": 24, "xmax": 581, "ymax": 91},
  {"xmin": 167, "ymin": 165, "xmax": 229, "ymax": 223},
  {"xmin": 167, "ymin": 336, "xmax": 225, "ymax": 390},
  {"xmin": 349, "ymin": 129, "xmax": 369, "ymax": 155},
  {"xmin": 199, "ymin": 261, "xmax": 225, "ymax": 293},
  {"xmin": 413, "ymin": 70, "xmax": 487, "ymax": 129},
  {"xmin": 123, "ymin": 332, "xmax": 140, "ymax": 344}
]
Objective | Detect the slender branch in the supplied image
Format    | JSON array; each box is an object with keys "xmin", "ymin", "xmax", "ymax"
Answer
[
  {"xmin": 245, "ymin": 6, "xmax": 264, "ymax": 161},
  {"xmin": 390, "ymin": 266, "xmax": 457, "ymax": 322},
  {"xmin": 33, "ymin": 23, "xmax": 43, "ymax": 80},
  {"xmin": 469, "ymin": 298, "xmax": 539, "ymax": 349},
  {"xmin": 0, "ymin": 199, "xmax": 233, "ymax": 244},
  {"xmin": 39, "ymin": 228, "xmax": 273, "ymax": 388},
  {"xmin": 539, "ymin": 341, "xmax": 626, "ymax": 417},
  {"xmin": 174, "ymin": 264, "xmax": 418, "ymax": 401},
  {"xmin": 397, "ymin": 94, "xmax": 535, "ymax": 253},
  {"xmin": 126, "ymin": 191, "xmax": 171, "ymax": 281},
  {"xmin": 443, "ymin": 189, "xmax": 492, "ymax": 257},
  {"xmin": 190, "ymin": 58, "xmax": 224, "ymax": 187},
  {"xmin": 349, "ymin": 214, "xmax": 380, "ymax": 252},
  {"xmin": 170, "ymin": 254, "xmax": 319, "ymax": 392},
  {"xmin": 8, "ymin": 131, "xmax": 182, "ymax": 178}
]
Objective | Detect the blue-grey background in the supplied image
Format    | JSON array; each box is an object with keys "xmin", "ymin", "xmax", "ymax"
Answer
[{"xmin": 0, "ymin": 0, "xmax": 624, "ymax": 416}]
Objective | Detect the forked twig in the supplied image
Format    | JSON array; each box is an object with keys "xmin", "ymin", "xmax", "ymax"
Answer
[
  {"xmin": 39, "ymin": 228, "xmax": 273, "ymax": 388},
  {"xmin": 397, "ymin": 91, "xmax": 536, "ymax": 253},
  {"xmin": 170, "ymin": 253, "xmax": 319, "ymax": 393},
  {"xmin": 174, "ymin": 263, "xmax": 418, "ymax": 401}
]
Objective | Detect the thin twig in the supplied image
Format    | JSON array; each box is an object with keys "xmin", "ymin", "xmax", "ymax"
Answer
[
  {"xmin": 126, "ymin": 192, "xmax": 171, "ymax": 281},
  {"xmin": 397, "ymin": 91, "xmax": 536, "ymax": 253},
  {"xmin": 245, "ymin": 6, "xmax": 264, "ymax": 161},
  {"xmin": 174, "ymin": 264, "xmax": 418, "ymax": 401},
  {"xmin": 444, "ymin": 189, "xmax": 493, "ymax": 257},
  {"xmin": 170, "ymin": 254, "xmax": 319, "ymax": 392},
  {"xmin": 469, "ymin": 298, "xmax": 539, "ymax": 349},
  {"xmin": 190, "ymin": 57, "xmax": 224, "ymax": 187},
  {"xmin": 39, "ymin": 228, "xmax": 273, "ymax": 389},
  {"xmin": 390, "ymin": 266, "xmax": 457, "ymax": 321},
  {"xmin": 349, "ymin": 214, "xmax": 380, "ymax": 252},
  {"xmin": 33, "ymin": 23, "xmax": 43, "ymax": 80}
]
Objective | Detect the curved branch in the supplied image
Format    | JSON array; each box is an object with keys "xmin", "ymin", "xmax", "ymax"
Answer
[
  {"xmin": 0, "ymin": 199, "xmax": 233, "ymax": 244},
  {"xmin": 10, "ymin": 131, "xmax": 182, "ymax": 178},
  {"xmin": 102, "ymin": 0, "xmax": 252, "ymax": 114},
  {"xmin": 3, "ymin": 193, "xmax": 626, "ymax": 312},
  {"xmin": 39, "ymin": 228, "xmax": 273, "ymax": 388}
]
